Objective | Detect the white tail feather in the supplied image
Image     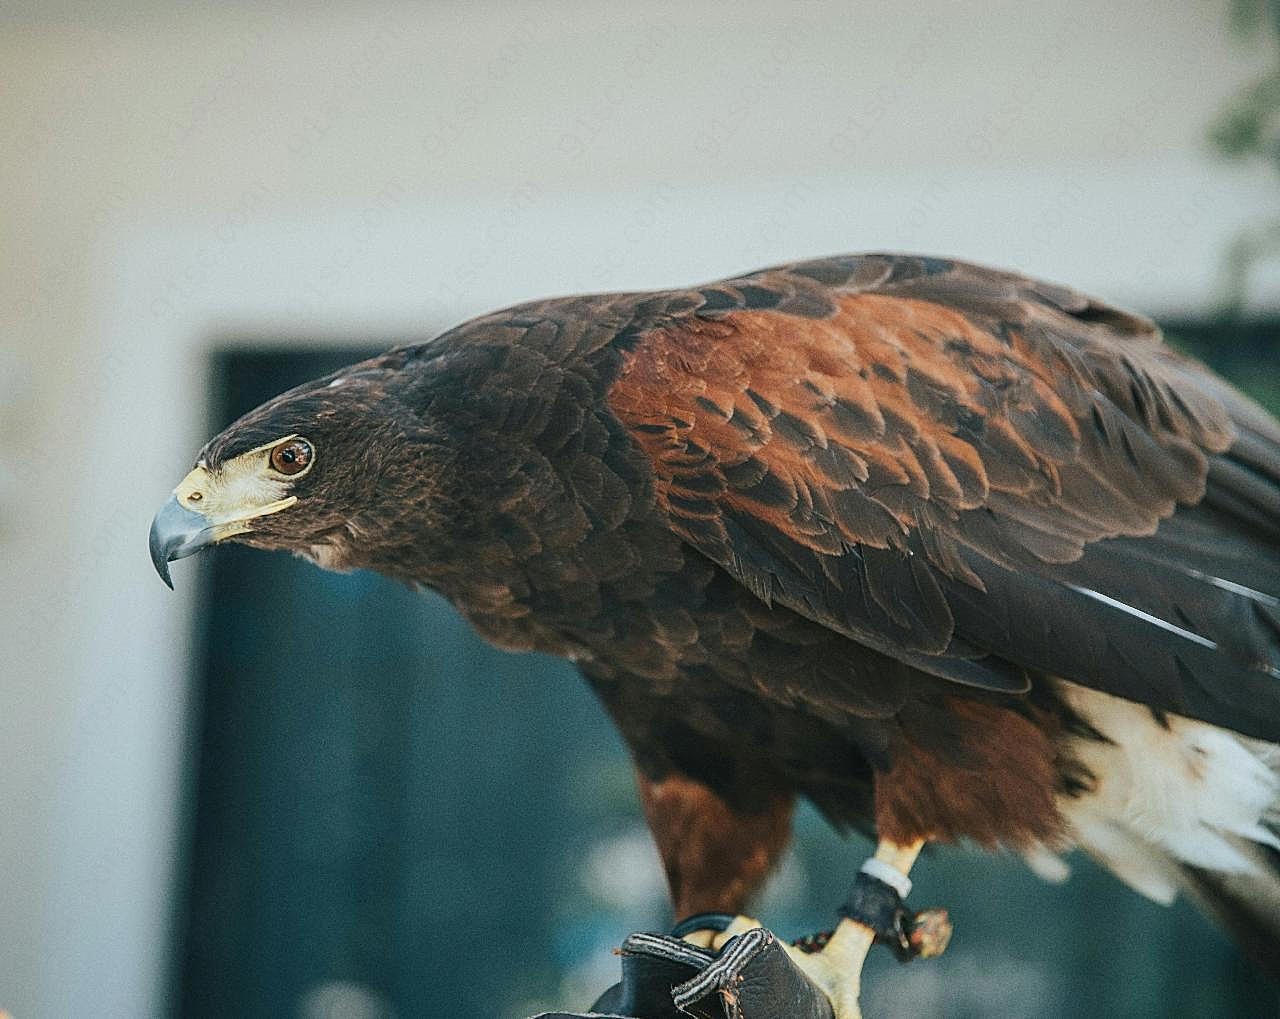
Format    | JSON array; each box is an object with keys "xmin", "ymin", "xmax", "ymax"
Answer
[{"xmin": 1055, "ymin": 682, "xmax": 1280, "ymax": 895}]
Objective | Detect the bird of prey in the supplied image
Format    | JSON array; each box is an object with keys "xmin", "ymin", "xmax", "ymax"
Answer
[{"xmin": 150, "ymin": 253, "xmax": 1280, "ymax": 1016}]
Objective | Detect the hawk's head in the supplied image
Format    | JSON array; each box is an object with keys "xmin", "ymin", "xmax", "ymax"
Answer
[{"xmin": 149, "ymin": 359, "xmax": 447, "ymax": 587}]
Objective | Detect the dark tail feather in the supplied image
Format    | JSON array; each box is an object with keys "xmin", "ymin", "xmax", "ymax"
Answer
[{"xmin": 1178, "ymin": 843, "xmax": 1280, "ymax": 982}]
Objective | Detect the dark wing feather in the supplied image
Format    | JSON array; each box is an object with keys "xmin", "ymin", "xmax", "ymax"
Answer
[{"xmin": 606, "ymin": 253, "xmax": 1280, "ymax": 740}]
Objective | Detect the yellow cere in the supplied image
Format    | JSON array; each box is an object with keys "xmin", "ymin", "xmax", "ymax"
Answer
[{"xmin": 172, "ymin": 435, "xmax": 305, "ymax": 541}]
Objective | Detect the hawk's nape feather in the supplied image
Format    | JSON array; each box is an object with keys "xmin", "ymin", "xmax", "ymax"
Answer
[{"xmin": 603, "ymin": 254, "xmax": 1280, "ymax": 742}]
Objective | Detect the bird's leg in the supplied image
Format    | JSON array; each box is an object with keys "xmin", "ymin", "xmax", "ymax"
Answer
[
  {"xmin": 636, "ymin": 768, "xmax": 794, "ymax": 932},
  {"xmin": 635, "ymin": 764, "xmax": 947, "ymax": 1015},
  {"xmin": 833, "ymin": 837, "xmax": 951, "ymax": 963},
  {"xmin": 706, "ymin": 837, "xmax": 949, "ymax": 1019}
]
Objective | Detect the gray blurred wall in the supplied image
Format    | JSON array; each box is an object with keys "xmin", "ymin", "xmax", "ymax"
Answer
[{"xmin": 1, "ymin": 2, "xmax": 1275, "ymax": 1015}]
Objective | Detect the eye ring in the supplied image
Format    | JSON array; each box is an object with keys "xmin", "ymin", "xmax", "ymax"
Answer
[{"xmin": 269, "ymin": 437, "xmax": 314, "ymax": 477}]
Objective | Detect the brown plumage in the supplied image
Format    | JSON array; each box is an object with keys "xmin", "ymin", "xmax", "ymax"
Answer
[{"xmin": 152, "ymin": 253, "xmax": 1280, "ymax": 974}]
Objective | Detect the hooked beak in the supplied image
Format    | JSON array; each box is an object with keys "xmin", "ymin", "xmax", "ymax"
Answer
[
  {"xmin": 149, "ymin": 445, "xmax": 301, "ymax": 588},
  {"xmin": 149, "ymin": 494, "xmax": 219, "ymax": 589}
]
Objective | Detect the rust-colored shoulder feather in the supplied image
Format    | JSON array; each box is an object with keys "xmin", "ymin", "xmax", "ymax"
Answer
[{"xmin": 603, "ymin": 254, "xmax": 1280, "ymax": 739}]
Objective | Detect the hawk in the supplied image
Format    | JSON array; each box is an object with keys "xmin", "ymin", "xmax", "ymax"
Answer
[{"xmin": 150, "ymin": 254, "xmax": 1280, "ymax": 1015}]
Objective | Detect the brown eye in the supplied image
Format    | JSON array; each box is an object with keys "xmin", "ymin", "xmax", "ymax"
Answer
[{"xmin": 270, "ymin": 438, "xmax": 313, "ymax": 476}]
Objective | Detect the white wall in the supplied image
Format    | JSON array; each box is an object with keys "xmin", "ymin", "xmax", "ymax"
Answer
[{"xmin": 1, "ymin": 2, "xmax": 1275, "ymax": 1015}]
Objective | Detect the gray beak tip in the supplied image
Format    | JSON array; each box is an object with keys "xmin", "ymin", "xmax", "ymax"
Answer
[{"xmin": 149, "ymin": 495, "xmax": 214, "ymax": 588}]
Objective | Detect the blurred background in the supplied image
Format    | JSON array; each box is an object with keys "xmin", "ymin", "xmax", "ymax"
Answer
[{"xmin": 4, "ymin": 2, "xmax": 1280, "ymax": 1017}]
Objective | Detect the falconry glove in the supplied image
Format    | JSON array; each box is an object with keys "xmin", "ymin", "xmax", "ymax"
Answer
[{"xmin": 529, "ymin": 925, "xmax": 834, "ymax": 1019}]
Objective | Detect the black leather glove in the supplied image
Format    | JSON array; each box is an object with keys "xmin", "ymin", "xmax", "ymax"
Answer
[{"xmin": 530, "ymin": 924, "xmax": 833, "ymax": 1019}]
